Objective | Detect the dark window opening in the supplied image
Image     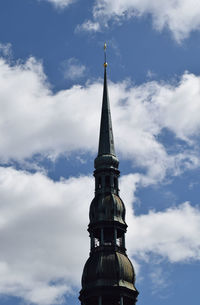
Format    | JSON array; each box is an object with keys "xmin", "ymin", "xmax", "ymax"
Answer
[
  {"xmin": 98, "ymin": 177, "xmax": 102, "ymax": 189},
  {"xmin": 114, "ymin": 177, "xmax": 118, "ymax": 189},
  {"xmin": 105, "ymin": 176, "xmax": 110, "ymax": 187}
]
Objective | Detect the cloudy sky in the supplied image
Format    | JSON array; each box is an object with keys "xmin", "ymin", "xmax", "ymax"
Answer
[{"xmin": 0, "ymin": 0, "xmax": 200, "ymax": 305}]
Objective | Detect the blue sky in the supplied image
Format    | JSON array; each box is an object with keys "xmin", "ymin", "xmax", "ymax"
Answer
[{"xmin": 0, "ymin": 0, "xmax": 200, "ymax": 305}]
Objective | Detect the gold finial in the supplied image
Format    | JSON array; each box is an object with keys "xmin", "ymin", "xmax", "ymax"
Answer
[{"xmin": 104, "ymin": 42, "xmax": 108, "ymax": 67}]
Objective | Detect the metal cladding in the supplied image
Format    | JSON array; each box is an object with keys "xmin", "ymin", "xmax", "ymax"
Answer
[
  {"xmin": 94, "ymin": 67, "xmax": 119, "ymax": 171},
  {"xmin": 98, "ymin": 68, "xmax": 115, "ymax": 156},
  {"xmin": 89, "ymin": 193, "xmax": 126, "ymax": 225},
  {"xmin": 82, "ymin": 252, "xmax": 137, "ymax": 291},
  {"xmin": 79, "ymin": 57, "xmax": 139, "ymax": 305}
]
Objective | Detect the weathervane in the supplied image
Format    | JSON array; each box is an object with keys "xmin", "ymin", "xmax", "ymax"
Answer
[{"xmin": 104, "ymin": 42, "xmax": 107, "ymax": 68}]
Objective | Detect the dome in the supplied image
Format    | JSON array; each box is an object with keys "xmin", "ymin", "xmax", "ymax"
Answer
[
  {"xmin": 82, "ymin": 251, "xmax": 136, "ymax": 291},
  {"xmin": 89, "ymin": 193, "xmax": 126, "ymax": 225}
]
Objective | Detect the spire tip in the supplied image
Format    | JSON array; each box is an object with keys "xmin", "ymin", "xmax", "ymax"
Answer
[{"xmin": 104, "ymin": 42, "xmax": 107, "ymax": 68}]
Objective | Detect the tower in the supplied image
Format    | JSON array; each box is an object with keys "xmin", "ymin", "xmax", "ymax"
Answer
[{"xmin": 79, "ymin": 45, "xmax": 139, "ymax": 305}]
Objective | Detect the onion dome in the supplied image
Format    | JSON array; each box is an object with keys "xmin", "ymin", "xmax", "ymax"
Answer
[
  {"xmin": 82, "ymin": 251, "xmax": 137, "ymax": 292},
  {"xmin": 89, "ymin": 193, "xmax": 126, "ymax": 226}
]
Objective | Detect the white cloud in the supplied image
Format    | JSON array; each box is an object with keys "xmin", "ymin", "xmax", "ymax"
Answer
[
  {"xmin": 0, "ymin": 168, "xmax": 199, "ymax": 304},
  {"xmin": 38, "ymin": 0, "xmax": 200, "ymax": 41},
  {"xmin": 62, "ymin": 58, "xmax": 86, "ymax": 80},
  {"xmin": 0, "ymin": 56, "xmax": 200, "ymax": 182},
  {"xmin": 130, "ymin": 202, "xmax": 200, "ymax": 262},
  {"xmin": 40, "ymin": 0, "xmax": 75, "ymax": 9},
  {"xmin": 120, "ymin": 174, "xmax": 200, "ymax": 263},
  {"xmin": 0, "ymin": 166, "xmax": 92, "ymax": 304},
  {"xmin": 0, "ymin": 56, "xmax": 101, "ymax": 162},
  {"xmin": 111, "ymin": 76, "xmax": 200, "ymax": 181},
  {"xmin": 90, "ymin": 0, "xmax": 200, "ymax": 41}
]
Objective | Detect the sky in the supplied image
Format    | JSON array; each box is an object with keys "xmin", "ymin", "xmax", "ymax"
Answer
[{"xmin": 0, "ymin": 0, "xmax": 200, "ymax": 305}]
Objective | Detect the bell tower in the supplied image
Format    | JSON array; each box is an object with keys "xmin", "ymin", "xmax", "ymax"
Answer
[{"xmin": 79, "ymin": 44, "xmax": 139, "ymax": 305}]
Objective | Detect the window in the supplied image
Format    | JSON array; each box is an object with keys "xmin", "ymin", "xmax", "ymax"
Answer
[
  {"xmin": 98, "ymin": 177, "xmax": 102, "ymax": 189},
  {"xmin": 105, "ymin": 176, "xmax": 110, "ymax": 187},
  {"xmin": 114, "ymin": 177, "xmax": 118, "ymax": 189},
  {"xmin": 94, "ymin": 238, "xmax": 100, "ymax": 247}
]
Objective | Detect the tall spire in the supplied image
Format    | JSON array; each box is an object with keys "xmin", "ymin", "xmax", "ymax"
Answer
[
  {"xmin": 79, "ymin": 45, "xmax": 139, "ymax": 305},
  {"xmin": 98, "ymin": 43, "xmax": 116, "ymax": 157}
]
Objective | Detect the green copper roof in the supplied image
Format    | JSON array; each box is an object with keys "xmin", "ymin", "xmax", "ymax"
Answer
[
  {"xmin": 81, "ymin": 251, "xmax": 137, "ymax": 291},
  {"xmin": 98, "ymin": 67, "xmax": 116, "ymax": 157},
  {"xmin": 89, "ymin": 193, "xmax": 126, "ymax": 225}
]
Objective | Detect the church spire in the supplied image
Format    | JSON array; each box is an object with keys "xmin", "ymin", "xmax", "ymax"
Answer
[
  {"xmin": 79, "ymin": 45, "xmax": 139, "ymax": 305},
  {"xmin": 95, "ymin": 43, "xmax": 119, "ymax": 171},
  {"xmin": 98, "ymin": 49, "xmax": 115, "ymax": 156}
]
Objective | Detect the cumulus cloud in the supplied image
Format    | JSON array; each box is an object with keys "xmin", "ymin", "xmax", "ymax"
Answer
[
  {"xmin": 0, "ymin": 166, "xmax": 92, "ymax": 304},
  {"xmin": 38, "ymin": 0, "xmax": 200, "ymax": 41},
  {"xmin": 130, "ymin": 202, "xmax": 200, "ymax": 262},
  {"xmin": 0, "ymin": 168, "xmax": 199, "ymax": 304},
  {"xmin": 0, "ymin": 56, "xmax": 200, "ymax": 182},
  {"xmin": 88, "ymin": 0, "xmax": 200, "ymax": 41},
  {"xmin": 120, "ymin": 174, "xmax": 200, "ymax": 262},
  {"xmin": 0, "ymin": 56, "xmax": 100, "ymax": 162},
  {"xmin": 62, "ymin": 58, "xmax": 86, "ymax": 80}
]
